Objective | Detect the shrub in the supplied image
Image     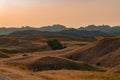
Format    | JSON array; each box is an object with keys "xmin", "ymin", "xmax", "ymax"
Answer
[
  {"xmin": 22, "ymin": 54, "xmax": 28, "ymax": 56},
  {"xmin": 47, "ymin": 39, "xmax": 66, "ymax": 50},
  {"xmin": 96, "ymin": 63, "xmax": 101, "ymax": 66}
]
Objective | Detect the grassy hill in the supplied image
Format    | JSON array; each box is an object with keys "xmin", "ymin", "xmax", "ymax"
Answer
[
  {"xmin": 0, "ymin": 35, "xmax": 91, "ymax": 54},
  {"xmin": 4, "ymin": 56, "xmax": 101, "ymax": 72},
  {"xmin": 38, "ymin": 70, "xmax": 120, "ymax": 80},
  {"xmin": 0, "ymin": 35, "xmax": 120, "ymax": 80},
  {"xmin": 63, "ymin": 36, "xmax": 120, "ymax": 71},
  {"xmin": 0, "ymin": 52, "xmax": 9, "ymax": 58}
]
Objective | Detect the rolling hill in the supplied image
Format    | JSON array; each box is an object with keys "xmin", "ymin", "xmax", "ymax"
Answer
[
  {"xmin": 63, "ymin": 36, "xmax": 120, "ymax": 72},
  {"xmin": 0, "ymin": 52, "xmax": 9, "ymax": 58},
  {"xmin": 0, "ymin": 34, "xmax": 120, "ymax": 80},
  {"xmin": 4, "ymin": 56, "xmax": 101, "ymax": 72}
]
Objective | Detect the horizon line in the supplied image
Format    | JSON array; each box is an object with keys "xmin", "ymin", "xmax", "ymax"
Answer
[{"xmin": 0, "ymin": 24, "xmax": 119, "ymax": 28}]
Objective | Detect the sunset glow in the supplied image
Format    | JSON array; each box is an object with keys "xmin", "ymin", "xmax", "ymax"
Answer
[{"xmin": 0, "ymin": 0, "xmax": 120, "ymax": 28}]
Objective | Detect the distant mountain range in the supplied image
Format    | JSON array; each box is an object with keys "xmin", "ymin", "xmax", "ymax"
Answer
[
  {"xmin": 78, "ymin": 25, "xmax": 120, "ymax": 36},
  {"xmin": 0, "ymin": 24, "xmax": 120, "ymax": 36},
  {"xmin": 10, "ymin": 28, "xmax": 108, "ymax": 38},
  {"xmin": 0, "ymin": 24, "xmax": 68, "ymax": 35}
]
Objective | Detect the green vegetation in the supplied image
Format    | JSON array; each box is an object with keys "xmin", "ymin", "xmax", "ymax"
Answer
[
  {"xmin": 96, "ymin": 62, "xmax": 101, "ymax": 66},
  {"xmin": 22, "ymin": 54, "xmax": 28, "ymax": 56},
  {"xmin": 47, "ymin": 39, "xmax": 66, "ymax": 50}
]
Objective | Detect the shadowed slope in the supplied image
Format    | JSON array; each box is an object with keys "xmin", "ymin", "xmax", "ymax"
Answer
[
  {"xmin": 108, "ymin": 64, "xmax": 120, "ymax": 73},
  {"xmin": 4, "ymin": 56, "xmax": 101, "ymax": 72},
  {"xmin": 64, "ymin": 37, "xmax": 120, "ymax": 68},
  {"xmin": 0, "ymin": 52, "xmax": 9, "ymax": 58},
  {"xmin": 28, "ymin": 56, "xmax": 100, "ymax": 71}
]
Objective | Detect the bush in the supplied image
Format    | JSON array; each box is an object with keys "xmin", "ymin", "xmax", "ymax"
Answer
[
  {"xmin": 47, "ymin": 39, "xmax": 66, "ymax": 50},
  {"xmin": 96, "ymin": 63, "xmax": 101, "ymax": 66},
  {"xmin": 22, "ymin": 54, "xmax": 28, "ymax": 56}
]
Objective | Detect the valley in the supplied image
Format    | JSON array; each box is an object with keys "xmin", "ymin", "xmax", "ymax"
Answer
[{"xmin": 0, "ymin": 34, "xmax": 120, "ymax": 80}]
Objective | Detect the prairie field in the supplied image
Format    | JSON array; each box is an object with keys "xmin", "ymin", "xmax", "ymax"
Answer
[{"xmin": 0, "ymin": 35, "xmax": 120, "ymax": 80}]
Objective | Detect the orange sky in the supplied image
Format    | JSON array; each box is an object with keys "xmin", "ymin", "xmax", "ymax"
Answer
[{"xmin": 0, "ymin": 0, "xmax": 120, "ymax": 28}]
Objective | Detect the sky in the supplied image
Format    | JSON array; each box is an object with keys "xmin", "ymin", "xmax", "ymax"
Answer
[{"xmin": 0, "ymin": 0, "xmax": 120, "ymax": 28}]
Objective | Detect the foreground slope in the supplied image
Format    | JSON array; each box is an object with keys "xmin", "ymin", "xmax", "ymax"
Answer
[
  {"xmin": 37, "ymin": 70, "xmax": 120, "ymax": 80},
  {"xmin": 4, "ymin": 56, "xmax": 101, "ymax": 71},
  {"xmin": 0, "ymin": 67, "xmax": 120, "ymax": 80},
  {"xmin": 0, "ymin": 52, "xmax": 9, "ymax": 58},
  {"xmin": 0, "ymin": 35, "xmax": 120, "ymax": 80}
]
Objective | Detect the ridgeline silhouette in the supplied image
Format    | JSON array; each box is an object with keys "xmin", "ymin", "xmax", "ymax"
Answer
[{"xmin": 0, "ymin": 24, "xmax": 120, "ymax": 36}]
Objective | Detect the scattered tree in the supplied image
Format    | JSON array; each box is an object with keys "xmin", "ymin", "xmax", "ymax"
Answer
[
  {"xmin": 96, "ymin": 63, "xmax": 101, "ymax": 66},
  {"xmin": 47, "ymin": 39, "xmax": 66, "ymax": 50},
  {"xmin": 22, "ymin": 54, "xmax": 28, "ymax": 56}
]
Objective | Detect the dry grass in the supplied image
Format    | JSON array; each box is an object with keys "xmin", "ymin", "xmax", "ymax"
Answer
[
  {"xmin": 0, "ymin": 52, "xmax": 9, "ymax": 58},
  {"xmin": 4, "ymin": 56, "xmax": 101, "ymax": 72},
  {"xmin": 0, "ymin": 35, "xmax": 89, "ymax": 54},
  {"xmin": 0, "ymin": 35, "xmax": 120, "ymax": 80},
  {"xmin": 0, "ymin": 65, "xmax": 119, "ymax": 80},
  {"xmin": 37, "ymin": 70, "xmax": 120, "ymax": 80},
  {"xmin": 64, "ymin": 37, "xmax": 120, "ymax": 67}
]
